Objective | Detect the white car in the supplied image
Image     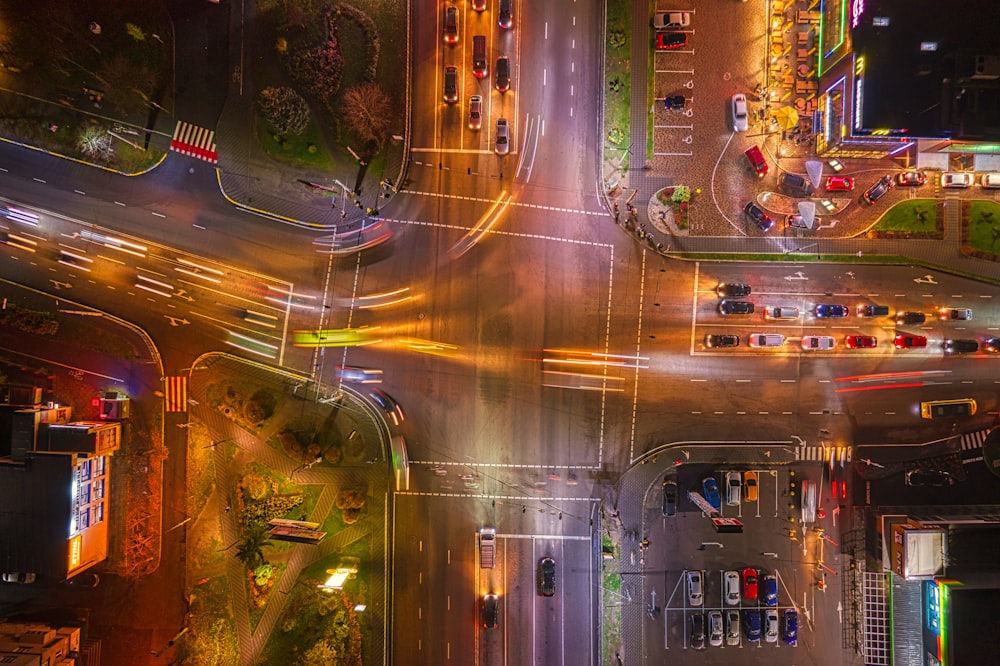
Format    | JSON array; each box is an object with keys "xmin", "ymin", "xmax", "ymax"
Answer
[
  {"xmin": 982, "ymin": 172, "xmax": 1000, "ymax": 189},
  {"xmin": 708, "ymin": 610, "xmax": 724, "ymax": 647},
  {"xmin": 941, "ymin": 172, "xmax": 973, "ymax": 188},
  {"xmin": 748, "ymin": 333, "xmax": 784, "ymax": 348},
  {"xmin": 687, "ymin": 570, "xmax": 704, "ymax": 607},
  {"xmin": 725, "ymin": 471, "xmax": 741, "ymax": 506},
  {"xmin": 801, "ymin": 335, "xmax": 836, "ymax": 350},
  {"xmin": 724, "ymin": 570, "xmax": 741, "ymax": 606},
  {"xmin": 726, "ymin": 610, "xmax": 741, "ymax": 646},
  {"xmin": 653, "ymin": 11, "xmax": 691, "ymax": 29},
  {"xmin": 764, "ymin": 609, "xmax": 779, "ymax": 643},
  {"xmin": 732, "ymin": 94, "xmax": 749, "ymax": 132},
  {"xmin": 495, "ymin": 118, "xmax": 509, "ymax": 155}
]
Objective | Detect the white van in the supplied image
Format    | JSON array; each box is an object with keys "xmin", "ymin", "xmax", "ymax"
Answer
[{"xmin": 748, "ymin": 333, "xmax": 785, "ymax": 348}]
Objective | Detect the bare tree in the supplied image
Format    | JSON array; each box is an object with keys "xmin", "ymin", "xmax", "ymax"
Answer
[
  {"xmin": 340, "ymin": 82, "xmax": 392, "ymax": 147},
  {"xmin": 77, "ymin": 127, "xmax": 114, "ymax": 161}
]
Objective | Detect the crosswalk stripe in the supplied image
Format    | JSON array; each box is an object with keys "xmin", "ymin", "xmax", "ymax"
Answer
[
  {"xmin": 164, "ymin": 376, "xmax": 188, "ymax": 413},
  {"xmin": 960, "ymin": 429, "xmax": 990, "ymax": 451},
  {"xmin": 170, "ymin": 121, "xmax": 218, "ymax": 164},
  {"xmin": 795, "ymin": 446, "xmax": 853, "ymax": 463}
]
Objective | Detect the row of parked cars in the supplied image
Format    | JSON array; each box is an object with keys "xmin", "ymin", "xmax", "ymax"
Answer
[
  {"xmin": 685, "ymin": 568, "xmax": 778, "ymax": 608},
  {"xmin": 688, "ymin": 607, "xmax": 797, "ymax": 648}
]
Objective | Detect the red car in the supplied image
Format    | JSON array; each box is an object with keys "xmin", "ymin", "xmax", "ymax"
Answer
[
  {"xmin": 825, "ymin": 176, "xmax": 855, "ymax": 192},
  {"xmin": 656, "ymin": 32, "xmax": 688, "ymax": 50},
  {"xmin": 742, "ymin": 567, "xmax": 758, "ymax": 600},
  {"xmin": 845, "ymin": 335, "xmax": 877, "ymax": 349},
  {"xmin": 831, "ymin": 469, "xmax": 847, "ymax": 500},
  {"xmin": 897, "ymin": 170, "xmax": 927, "ymax": 186},
  {"xmin": 894, "ymin": 334, "xmax": 927, "ymax": 349}
]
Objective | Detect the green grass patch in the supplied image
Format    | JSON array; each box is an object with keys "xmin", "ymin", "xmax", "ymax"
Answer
[
  {"xmin": 967, "ymin": 200, "xmax": 1000, "ymax": 254},
  {"xmin": 604, "ymin": 0, "xmax": 631, "ymax": 175},
  {"xmin": 873, "ymin": 199, "xmax": 938, "ymax": 232},
  {"xmin": 177, "ymin": 574, "xmax": 239, "ymax": 665},
  {"xmin": 247, "ymin": 561, "xmax": 288, "ymax": 632},
  {"xmin": 186, "ymin": 421, "xmax": 217, "ymax": 519},
  {"xmin": 255, "ymin": 117, "xmax": 336, "ymax": 170},
  {"xmin": 259, "ymin": 544, "xmax": 369, "ymax": 665}
]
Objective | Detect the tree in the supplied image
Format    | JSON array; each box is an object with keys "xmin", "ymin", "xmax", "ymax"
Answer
[
  {"xmin": 258, "ymin": 86, "xmax": 311, "ymax": 136},
  {"xmin": 235, "ymin": 525, "xmax": 273, "ymax": 571},
  {"xmin": 340, "ymin": 82, "xmax": 392, "ymax": 147}
]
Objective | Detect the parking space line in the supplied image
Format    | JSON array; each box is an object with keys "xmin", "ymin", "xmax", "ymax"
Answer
[
  {"xmin": 654, "ymin": 151, "xmax": 693, "ymax": 156},
  {"xmin": 656, "ymin": 124, "xmax": 694, "ymax": 129}
]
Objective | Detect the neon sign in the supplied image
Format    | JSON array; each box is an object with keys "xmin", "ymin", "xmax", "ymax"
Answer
[{"xmin": 852, "ymin": 0, "xmax": 866, "ymax": 28}]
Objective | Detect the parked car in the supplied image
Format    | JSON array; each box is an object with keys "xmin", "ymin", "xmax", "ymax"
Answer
[
  {"xmin": 761, "ymin": 575, "xmax": 778, "ymax": 606},
  {"xmin": 2, "ymin": 572, "xmax": 36, "ymax": 584},
  {"xmin": 862, "ymin": 175, "xmax": 894, "ymax": 204},
  {"xmin": 982, "ymin": 173, "xmax": 1000, "ymax": 189},
  {"xmin": 687, "ymin": 569, "xmax": 705, "ymax": 606},
  {"xmin": 661, "ymin": 477, "xmax": 678, "ymax": 516},
  {"xmin": 782, "ymin": 609, "xmax": 798, "ymax": 645},
  {"xmin": 743, "ymin": 201, "xmax": 774, "ymax": 231},
  {"xmin": 719, "ymin": 300, "xmax": 755, "ymax": 315},
  {"xmin": 743, "ymin": 471, "xmax": 758, "ymax": 502},
  {"xmin": 897, "ymin": 170, "xmax": 927, "ymax": 186},
  {"xmin": 905, "ymin": 469, "xmax": 955, "ymax": 487},
  {"xmin": 763, "ymin": 306, "xmax": 799, "ymax": 320},
  {"xmin": 495, "ymin": 118, "xmax": 509, "ymax": 155},
  {"xmin": 724, "ymin": 570, "xmax": 741, "ymax": 606},
  {"xmin": 690, "ymin": 612, "xmax": 706, "ymax": 649},
  {"xmin": 778, "ymin": 172, "xmax": 815, "ymax": 197},
  {"xmin": 702, "ymin": 478, "xmax": 721, "ymax": 510},
  {"xmin": 894, "ymin": 334, "xmax": 927, "ymax": 349},
  {"xmin": 845, "ymin": 335, "xmax": 877, "ymax": 349},
  {"xmin": 801, "ymin": 335, "xmax": 836, "ymax": 350},
  {"xmin": 825, "ymin": 175, "xmax": 854, "ymax": 191},
  {"xmin": 786, "ymin": 213, "xmax": 808, "ymax": 228},
  {"xmin": 940, "ymin": 307, "xmax": 972, "ymax": 321},
  {"xmin": 726, "ymin": 610, "xmax": 741, "ymax": 646},
  {"xmin": 745, "ymin": 145, "xmax": 768, "ymax": 177},
  {"xmin": 941, "ymin": 172, "xmax": 973, "ymax": 188},
  {"xmin": 656, "ymin": 32, "xmax": 688, "ymax": 50},
  {"xmin": 815, "ymin": 304, "xmax": 849, "ymax": 318},
  {"xmin": 742, "ymin": 567, "xmax": 758, "ymax": 600},
  {"xmin": 708, "ymin": 610, "xmax": 724, "ymax": 647},
  {"xmin": 717, "ymin": 283, "xmax": 751, "ymax": 298},
  {"xmin": 944, "ymin": 338, "xmax": 979, "ymax": 354},
  {"xmin": 743, "ymin": 609, "xmax": 762, "ymax": 642},
  {"xmin": 653, "ymin": 11, "xmax": 691, "ymax": 29},
  {"xmin": 537, "ymin": 557, "xmax": 556, "ymax": 596},
  {"xmin": 748, "ymin": 333, "xmax": 785, "ymax": 348},
  {"xmin": 705, "ymin": 333, "xmax": 740, "ymax": 348},
  {"xmin": 896, "ymin": 311, "xmax": 927, "ymax": 325},
  {"xmin": 664, "ymin": 94, "xmax": 686, "ymax": 110},
  {"xmin": 732, "ymin": 93, "xmax": 749, "ymax": 131},
  {"xmin": 764, "ymin": 609, "xmax": 779, "ymax": 642},
  {"xmin": 468, "ymin": 95, "xmax": 482, "ymax": 130}
]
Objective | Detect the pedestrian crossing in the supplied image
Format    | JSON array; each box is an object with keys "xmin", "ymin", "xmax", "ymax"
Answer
[
  {"xmin": 164, "ymin": 376, "xmax": 188, "ymax": 413},
  {"xmin": 796, "ymin": 446, "xmax": 852, "ymax": 463},
  {"xmin": 170, "ymin": 121, "xmax": 218, "ymax": 163},
  {"xmin": 960, "ymin": 428, "xmax": 991, "ymax": 452}
]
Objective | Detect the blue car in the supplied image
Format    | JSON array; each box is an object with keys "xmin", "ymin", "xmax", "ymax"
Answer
[
  {"xmin": 815, "ymin": 304, "xmax": 849, "ymax": 318},
  {"xmin": 702, "ymin": 477, "xmax": 721, "ymax": 510},
  {"xmin": 762, "ymin": 575, "xmax": 778, "ymax": 607},
  {"xmin": 743, "ymin": 609, "xmax": 761, "ymax": 642},
  {"xmin": 782, "ymin": 608, "xmax": 798, "ymax": 645}
]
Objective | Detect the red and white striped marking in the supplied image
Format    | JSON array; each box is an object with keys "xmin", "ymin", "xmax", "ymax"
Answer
[
  {"xmin": 164, "ymin": 376, "xmax": 188, "ymax": 413},
  {"xmin": 170, "ymin": 121, "xmax": 218, "ymax": 164}
]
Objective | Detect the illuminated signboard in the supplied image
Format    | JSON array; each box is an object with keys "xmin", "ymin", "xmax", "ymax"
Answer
[
  {"xmin": 851, "ymin": 0, "xmax": 866, "ymax": 28},
  {"xmin": 68, "ymin": 534, "xmax": 82, "ymax": 568}
]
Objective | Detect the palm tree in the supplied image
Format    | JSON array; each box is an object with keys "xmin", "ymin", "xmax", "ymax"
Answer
[{"xmin": 235, "ymin": 525, "xmax": 273, "ymax": 570}]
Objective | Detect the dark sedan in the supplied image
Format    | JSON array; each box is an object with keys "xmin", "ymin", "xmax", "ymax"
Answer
[
  {"xmin": 705, "ymin": 334, "xmax": 740, "ymax": 348},
  {"xmin": 944, "ymin": 339, "xmax": 978, "ymax": 354},
  {"xmin": 862, "ymin": 175, "xmax": 894, "ymax": 204},
  {"xmin": 815, "ymin": 304, "xmax": 849, "ymax": 318},
  {"xmin": 743, "ymin": 202, "xmax": 774, "ymax": 232}
]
